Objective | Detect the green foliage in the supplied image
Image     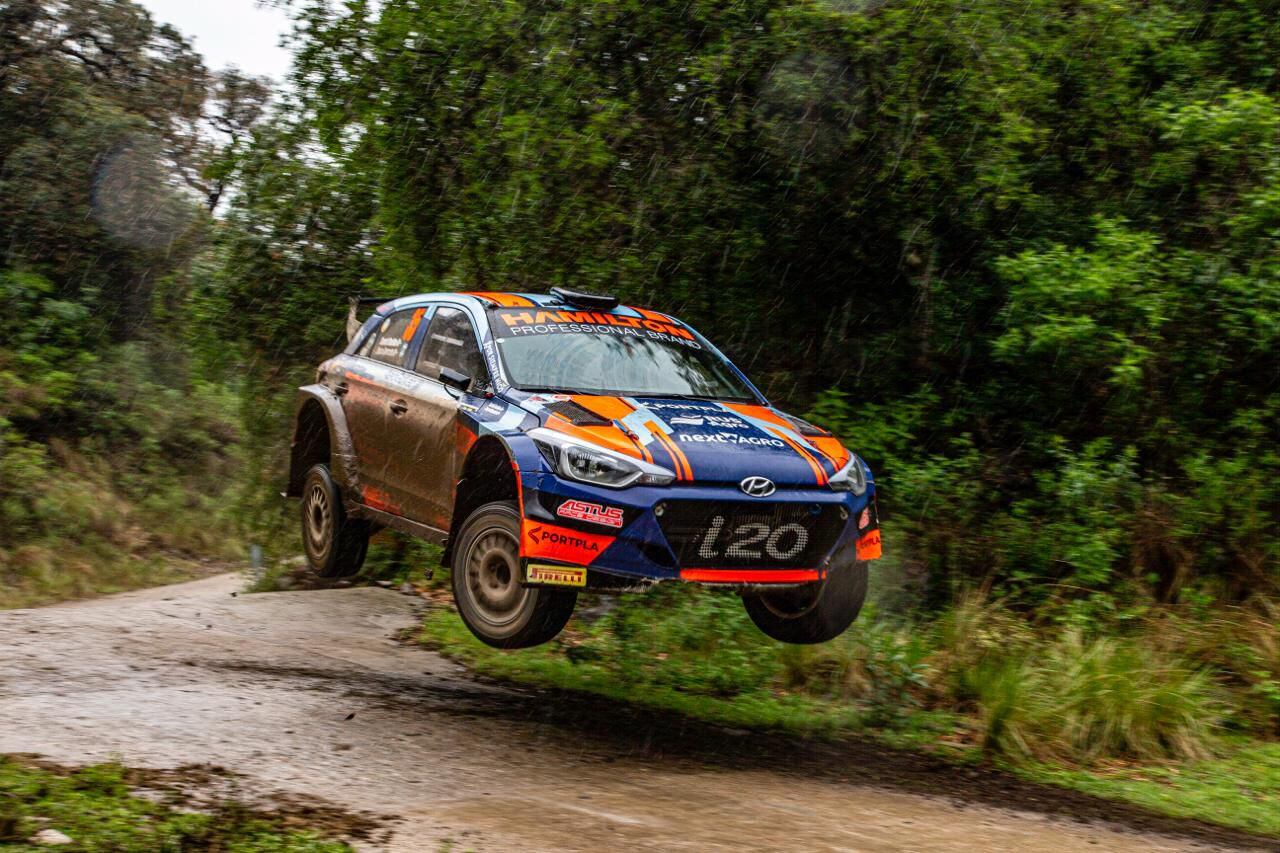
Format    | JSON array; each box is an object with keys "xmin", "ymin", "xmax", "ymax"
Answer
[
  {"xmin": 1, "ymin": 0, "xmax": 1277, "ymax": 832},
  {"xmin": 995, "ymin": 220, "xmax": 1167, "ymax": 395},
  {"xmin": 0, "ymin": 2, "xmax": 269, "ymax": 604},
  {"xmin": 779, "ymin": 609, "xmax": 931, "ymax": 724},
  {"xmin": 419, "ymin": 589, "xmax": 1280, "ymax": 833},
  {"xmin": 235, "ymin": 0, "xmax": 1277, "ymax": 612},
  {"xmin": 1027, "ymin": 740, "xmax": 1280, "ymax": 837},
  {"xmin": 422, "ymin": 579, "xmax": 1267, "ymax": 765},
  {"xmin": 972, "ymin": 632, "xmax": 1222, "ymax": 764},
  {"xmin": 0, "ymin": 271, "xmax": 244, "ymax": 607},
  {"xmin": 0, "ymin": 758, "xmax": 350, "ymax": 851}
]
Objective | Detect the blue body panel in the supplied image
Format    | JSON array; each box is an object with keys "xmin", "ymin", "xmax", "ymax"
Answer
[{"xmin": 349, "ymin": 291, "xmax": 881, "ymax": 584}]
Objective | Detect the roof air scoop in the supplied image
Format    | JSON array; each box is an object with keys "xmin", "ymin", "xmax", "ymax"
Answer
[{"xmin": 550, "ymin": 287, "xmax": 620, "ymax": 312}]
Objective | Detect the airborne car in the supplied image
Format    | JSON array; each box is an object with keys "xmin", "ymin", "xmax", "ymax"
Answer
[{"xmin": 288, "ymin": 289, "xmax": 881, "ymax": 648}]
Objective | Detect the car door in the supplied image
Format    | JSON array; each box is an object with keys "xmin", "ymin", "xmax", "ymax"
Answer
[
  {"xmin": 341, "ymin": 306, "xmax": 430, "ymax": 515},
  {"xmin": 386, "ymin": 305, "xmax": 491, "ymax": 529}
]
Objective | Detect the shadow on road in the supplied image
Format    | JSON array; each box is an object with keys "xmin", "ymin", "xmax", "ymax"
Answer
[{"xmin": 209, "ymin": 658, "xmax": 1280, "ymax": 851}]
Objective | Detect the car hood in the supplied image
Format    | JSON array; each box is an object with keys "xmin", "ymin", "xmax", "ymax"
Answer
[{"xmin": 507, "ymin": 393, "xmax": 850, "ymax": 488}]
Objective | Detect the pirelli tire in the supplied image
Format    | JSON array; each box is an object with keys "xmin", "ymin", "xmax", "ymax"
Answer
[
  {"xmin": 452, "ymin": 501, "xmax": 578, "ymax": 649},
  {"xmin": 742, "ymin": 551, "xmax": 868, "ymax": 645},
  {"xmin": 300, "ymin": 463, "xmax": 371, "ymax": 579}
]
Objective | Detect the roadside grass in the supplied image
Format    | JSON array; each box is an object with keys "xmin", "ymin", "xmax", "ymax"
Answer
[
  {"xmin": 0, "ymin": 758, "xmax": 351, "ymax": 851},
  {"xmin": 251, "ymin": 530, "xmax": 1278, "ymax": 835},
  {"xmin": 0, "ymin": 549, "xmax": 233, "ymax": 611},
  {"xmin": 0, "ymin": 368, "xmax": 245, "ymax": 611},
  {"xmin": 420, "ymin": 598, "xmax": 878, "ymax": 736},
  {"xmin": 1023, "ymin": 739, "xmax": 1280, "ymax": 836},
  {"xmin": 419, "ymin": 589, "xmax": 972, "ymax": 754},
  {"xmin": 249, "ymin": 534, "xmax": 443, "ymax": 595},
  {"xmin": 417, "ymin": 582, "xmax": 1280, "ymax": 838},
  {"xmin": 0, "ymin": 449, "xmax": 245, "ymax": 610}
]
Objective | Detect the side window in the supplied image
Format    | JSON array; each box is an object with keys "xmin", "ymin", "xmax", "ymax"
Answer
[
  {"xmin": 416, "ymin": 307, "xmax": 487, "ymax": 384},
  {"xmin": 357, "ymin": 308, "xmax": 427, "ymax": 367}
]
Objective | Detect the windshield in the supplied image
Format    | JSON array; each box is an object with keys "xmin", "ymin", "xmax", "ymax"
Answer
[{"xmin": 492, "ymin": 308, "xmax": 758, "ymax": 401}]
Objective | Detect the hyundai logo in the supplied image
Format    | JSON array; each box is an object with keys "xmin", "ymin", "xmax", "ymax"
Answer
[{"xmin": 740, "ymin": 476, "xmax": 776, "ymax": 498}]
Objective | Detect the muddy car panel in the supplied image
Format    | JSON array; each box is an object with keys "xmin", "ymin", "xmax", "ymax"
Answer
[{"xmin": 289, "ymin": 290, "xmax": 881, "ymax": 587}]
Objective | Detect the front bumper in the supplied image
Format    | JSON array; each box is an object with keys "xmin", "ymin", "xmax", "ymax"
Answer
[{"xmin": 518, "ymin": 472, "xmax": 879, "ymax": 586}]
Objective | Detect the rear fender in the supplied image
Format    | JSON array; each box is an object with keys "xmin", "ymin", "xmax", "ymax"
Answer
[{"xmin": 286, "ymin": 385, "xmax": 360, "ymax": 498}]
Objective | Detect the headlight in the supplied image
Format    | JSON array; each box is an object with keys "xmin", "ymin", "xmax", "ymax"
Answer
[
  {"xmin": 528, "ymin": 428, "xmax": 676, "ymax": 489},
  {"xmin": 829, "ymin": 453, "xmax": 868, "ymax": 495}
]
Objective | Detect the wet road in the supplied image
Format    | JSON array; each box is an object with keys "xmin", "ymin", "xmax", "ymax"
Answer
[{"xmin": 0, "ymin": 575, "xmax": 1269, "ymax": 852}]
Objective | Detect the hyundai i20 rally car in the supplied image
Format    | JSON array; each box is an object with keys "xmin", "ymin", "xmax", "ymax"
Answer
[{"xmin": 287, "ymin": 288, "xmax": 881, "ymax": 648}]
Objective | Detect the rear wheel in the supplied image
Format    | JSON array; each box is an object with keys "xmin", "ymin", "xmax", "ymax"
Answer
[
  {"xmin": 301, "ymin": 464, "xmax": 370, "ymax": 578},
  {"xmin": 451, "ymin": 501, "xmax": 577, "ymax": 649},
  {"xmin": 743, "ymin": 555, "xmax": 868, "ymax": 644}
]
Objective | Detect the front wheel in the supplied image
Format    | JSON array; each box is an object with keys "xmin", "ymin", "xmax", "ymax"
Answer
[
  {"xmin": 742, "ymin": 556, "xmax": 868, "ymax": 644},
  {"xmin": 451, "ymin": 501, "xmax": 577, "ymax": 649}
]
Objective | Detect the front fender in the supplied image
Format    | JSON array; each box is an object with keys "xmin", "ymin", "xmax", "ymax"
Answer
[
  {"xmin": 286, "ymin": 385, "xmax": 360, "ymax": 498},
  {"xmin": 500, "ymin": 430, "xmax": 551, "ymax": 481}
]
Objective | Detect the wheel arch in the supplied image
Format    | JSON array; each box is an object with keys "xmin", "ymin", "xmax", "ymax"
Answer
[
  {"xmin": 287, "ymin": 386, "xmax": 359, "ymax": 498},
  {"xmin": 444, "ymin": 435, "xmax": 522, "ymax": 567}
]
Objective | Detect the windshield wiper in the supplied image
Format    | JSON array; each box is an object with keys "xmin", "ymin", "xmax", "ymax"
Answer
[
  {"xmin": 514, "ymin": 387, "xmax": 756, "ymax": 403},
  {"xmin": 631, "ymin": 393, "xmax": 758, "ymax": 403},
  {"xmin": 513, "ymin": 386, "xmax": 588, "ymax": 395}
]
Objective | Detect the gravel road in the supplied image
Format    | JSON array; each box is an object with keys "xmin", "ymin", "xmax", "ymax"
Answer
[{"xmin": 0, "ymin": 575, "xmax": 1273, "ymax": 852}]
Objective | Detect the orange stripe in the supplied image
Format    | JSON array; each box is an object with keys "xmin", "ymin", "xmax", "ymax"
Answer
[
  {"xmin": 635, "ymin": 307, "xmax": 674, "ymax": 323},
  {"xmin": 544, "ymin": 417, "xmax": 646, "ymax": 461},
  {"xmin": 809, "ymin": 444, "xmax": 839, "ymax": 468},
  {"xmin": 724, "ymin": 403, "xmax": 792, "ymax": 428},
  {"xmin": 810, "ymin": 436, "xmax": 851, "ymax": 469},
  {"xmin": 659, "ymin": 427, "xmax": 693, "ymax": 481},
  {"xmin": 769, "ymin": 427, "xmax": 828, "ymax": 485},
  {"xmin": 670, "ymin": 436, "xmax": 693, "ymax": 480},
  {"xmin": 681, "ymin": 569, "xmax": 823, "ymax": 583},
  {"xmin": 804, "ymin": 437, "xmax": 841, "ymax": 469},
  {"xmin": 402, "ymin": 307, "xmax": 427, "ymax": 341},
  {"xmin": 512, "ymin": 457, "xmax": 526, "ymax": 557},
  {"xmin": 569, "ymin": 396, "xmax": 652, "ymax": 463},
  {"xmin": 571, "ymin": 395, "xmax": 633, "ymax": 420},
  {"xmin": 725, "ymin": 404, "xmax": 831, "ymax": 485},
  {"xmin": 648, "ymin": 423, "xmax": 691, "ymax": 480},
  {"xmin": 648, "ymin": 427, "xmax": 679, "ymax": 478},
  {"xmin": 461, "ymin": 291, "xmax": 535, "ymax": 307},
  {"xmin": 794, "ymin": 437, "xmax": 829, "ymax": 485}
]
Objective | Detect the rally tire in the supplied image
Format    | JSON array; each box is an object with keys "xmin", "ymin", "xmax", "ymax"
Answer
[
  {"xmin": 300, "ymin": 463, "xmax": 370, "ymax": 579},
  {"xmin": 452, "ymin": 501, "xmax": 577, "ymax": 649},
  {"xmin": 742, "ymin": 555, "xmax": 868, "ymax": 645}
]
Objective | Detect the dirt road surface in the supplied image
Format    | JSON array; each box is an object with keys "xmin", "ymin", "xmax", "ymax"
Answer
[{"xmin": 1, "ymin": 575, "xmax": 1273, "ymax": 852}]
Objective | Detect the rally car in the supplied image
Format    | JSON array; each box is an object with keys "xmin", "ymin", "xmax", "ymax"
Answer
[{"xmin": 287, "ymin": 288, "xmax": 881, "ymax": 648}]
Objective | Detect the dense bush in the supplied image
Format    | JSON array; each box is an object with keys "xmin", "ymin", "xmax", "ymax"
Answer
[
  {"xmin": 0, "ymin": 273, "xmax": 243, "ymax": 607},
  {"xmin": 201, "ymin": 0, "xmax": 1277, "ymax": 614},
  {"xmin": 0, "ymin": 3, "xmax": 264, "ymax": 604},
  {"xmin": 426, "ymin": 580, "xmax": 1265, "ymax": 763}
]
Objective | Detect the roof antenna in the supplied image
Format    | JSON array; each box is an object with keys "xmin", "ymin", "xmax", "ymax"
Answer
[
  {"xmin": 550, "ymin": 287, "xmax": 620, "ymax": 311},
  {"xmin": 346, "ymin": 296, "xmax": 361, "ymax": 343},
  {"xmin": 346, "ymin": 295, "xmax": 390, "ymax": 342}
]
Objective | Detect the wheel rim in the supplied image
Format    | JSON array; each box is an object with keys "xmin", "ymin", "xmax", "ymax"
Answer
[
  {"xmin": 758, "ymin": 579, "xmax": 826, "ymax": 620},
  {"xmin": 304, "ymin": 482, "xmax": 332, "ymax": 561},
  {"xmin": 463, "ymin": 525, "xmax": 529, "ymax": 628}
]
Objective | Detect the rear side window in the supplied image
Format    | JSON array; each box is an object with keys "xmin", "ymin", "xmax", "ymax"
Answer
[
  {"xmin": 416, "ymin": 307, "xmax": 487, "ymax": 383},
  {"xmin": 357, "ymin": 308, "xmax": 427, "ymax": 367}
]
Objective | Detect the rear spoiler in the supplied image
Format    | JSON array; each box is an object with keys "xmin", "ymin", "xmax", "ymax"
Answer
[{"xmin": 347, "ymin": 295, "xmax": 389, "ymax": 343}]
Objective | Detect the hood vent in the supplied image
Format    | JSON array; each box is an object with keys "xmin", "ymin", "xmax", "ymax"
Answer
[
  {"xmin": 544, "ymin": 400, "xmax": 613, "ymax": 427},
  {"xmin": 782, "ymin": 413, "xmax": 832, "ymax": 437}
]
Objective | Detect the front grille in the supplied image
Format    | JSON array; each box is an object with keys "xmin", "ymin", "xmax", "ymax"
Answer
[{"xmin": 657, "ymin": 501, "xmax": 846, "ymax": 569}]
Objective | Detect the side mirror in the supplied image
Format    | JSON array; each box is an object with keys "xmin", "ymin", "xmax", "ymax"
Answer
[{"xmin": 439, "ymin": 367, "xmax": 472, "ymax": 393}]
